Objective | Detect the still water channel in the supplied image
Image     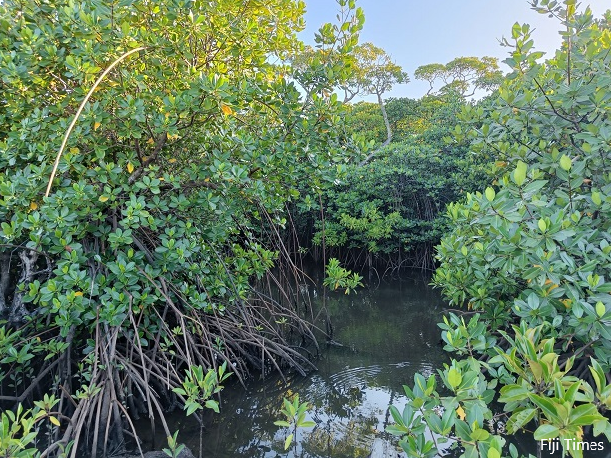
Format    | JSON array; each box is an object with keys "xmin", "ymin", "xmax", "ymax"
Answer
[
  {"xmin": 165, "ymin": 269, "xmax": 448, "ymax": 457},
  {"xmin": 158, "ymin": 268, "xmax": 610, "ymax": 458}
]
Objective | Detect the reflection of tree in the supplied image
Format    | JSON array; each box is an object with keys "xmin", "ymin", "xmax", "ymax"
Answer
[
  {"xmin": 303, "ymin": 417, "xmax": 377, "ymax": 458},
  {"xmin": 192, "ymin": 267, "xmax": 447, "ymax": 457},
  {"xmin": 198, "ymin": 373, "xmax": 314, "ymax": 457}
]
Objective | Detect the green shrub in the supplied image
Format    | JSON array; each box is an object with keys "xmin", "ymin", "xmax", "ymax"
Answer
[
  {"xmin": 434, "ymin": 3, "xmax": 611, "ymax": 374},
  {"xmin": 0, "ymin": 0, "xmax": 363, "ymax": 454}
]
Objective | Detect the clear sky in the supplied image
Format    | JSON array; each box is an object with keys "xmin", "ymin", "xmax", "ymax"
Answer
[{"xmin": 300, "ymin": 0, "xmax": 610, "ymax": 101}]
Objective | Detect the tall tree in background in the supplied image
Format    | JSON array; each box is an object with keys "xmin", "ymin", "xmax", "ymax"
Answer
[
  {"xmin": 291, "ymin": 42, "xmax": 407, "ymax": 154},
  {"xmin": 347, "ymin": 43, "xmax": 408, "ymax": 149},
  {"xmin": 415, "ymin": 56, "xmax": 504, "ymax": 97}
]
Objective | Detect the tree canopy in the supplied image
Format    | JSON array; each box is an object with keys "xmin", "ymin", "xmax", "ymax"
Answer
[
  {"xmin": 415, "ymin": 56, "xmax": 504, "ymax": 97},
  {"xmin": 0, "ymin": 0, "xmax": 364, "ymax": 455}
]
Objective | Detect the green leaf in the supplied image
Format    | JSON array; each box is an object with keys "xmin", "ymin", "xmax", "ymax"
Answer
[
  {"xmin": 205, "ymin": 399, "xmax": 219, "ymax": 413},
  {"xmin": 596, "ymin": 301, "xmax": 605, "ymax": 318},
  {"xmin": 284, "ymin": 433, "xmax": 294, "ymax": 450},
  {"xmin": 592, "ymin": 191, "xmax": 602, "ymax": 206},
  {"xmin": 485, "ymin": 187, "xmax": 496, "ymax": 202},
  {"xmin": 507, "ymin": 408, "xmax": 537, "ymax": 433},
  {"xmin": 447, "ymin": 368, "xmax": 462, "ymax": 389},
  {"xmin": 386, "ymin": 425, "xmax": 409, "ymax": 436},
  {"xmin": 559, "ymin": 154, "xmax": 572, "ymax": 171},
  {"xmin": 513, "ymin": 160, "xmax": 527, "ymax": 186},
  {"xmin": 185, "ymin": 401, "xmax": 202, "ymax": 416},
  {"xmin": 274, "ymin": 421, "xmax": 291, "ymax": 427},
  {"xmin": 528, "ymin": 394, "xmax": 560, "ymax": 423},
  {"xmin": 470, "ymin": 428, "xmax": 490, "ymax": 441},
  {"xmin": 534, "ymin": 424, "xmax": 560, "ymax": 440}
]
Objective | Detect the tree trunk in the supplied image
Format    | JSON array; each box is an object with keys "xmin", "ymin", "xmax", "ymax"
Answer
[
  {"xmin": 378, "ymin": 91, "xmax": 392, "ymax": 147},
  {"xmin": 0, "ymin": 252, "xmax": 11, "ymax": 318},
  {"xmin": 9, "ymin": 249, "xmax": 38, "ymax": 324},
  {"xmin": 358, "ymin": 91, "xmax": 391, "ymax": 166}
]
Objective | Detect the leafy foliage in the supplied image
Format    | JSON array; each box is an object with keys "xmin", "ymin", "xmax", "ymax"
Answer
[
  {"xmin": 415, "ymin": 56, "xmax": 504, "ymax": 97},
  {"xmin": 434, "ymin": 3, "xmax": 611, "ymax": 373},
  {"xmin": 162, "ymin": 431, "xmax": 185, "ymax": 458},
  {"xmin": 387, "ymin": 3, "xmax": 611, "ymax": 457},
  {"xmin": 0, "ymin": 0, "xmax": 364, "ymax": 454},
  {"xmin": 172, "ymin": 362, "xmax": 230, "ymax": 416},
  {"xmin": 387, "ymin": 325, "xmax": 611, "ymax": 458},
  {"xmin": 323, "ymin": 258, "xmax": 363, "ymax": 294},
  {"xmin": 342, "ymin": 42, "xmax": 409, "ymax": 103},
  {"xmin": 274, "ymin": 394, "xmax": 316, "ymax": 451},
  {"xmin": 307, "ymin": 94, "xmax": 488, "ymax": 269}
]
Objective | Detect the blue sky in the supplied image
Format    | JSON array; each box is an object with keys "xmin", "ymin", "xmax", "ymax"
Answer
[{"xmin": 300, "ymin": 0, "xmax": 610, "ymax": 100}]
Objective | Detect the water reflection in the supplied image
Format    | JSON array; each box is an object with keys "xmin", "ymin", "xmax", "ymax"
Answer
[
  {"xmin": 155, "ymin": 268, "xmax": 611, "ymax": 458},
  {"xmin": 177, "ymin": 269, "xmax": 450, "ymax": 458}
]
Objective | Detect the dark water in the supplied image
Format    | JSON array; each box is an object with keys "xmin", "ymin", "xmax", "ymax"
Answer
[
  {"xmin": 153, "ymin": 269, "xmax": 611, "ymax": 458},
  {"xmin": 161, "ymin": 269, "xmax": 449, "ymax": 457}
]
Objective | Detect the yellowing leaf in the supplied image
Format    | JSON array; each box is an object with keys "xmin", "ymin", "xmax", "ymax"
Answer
[
  {"xmin": 546, "ymin": 284, "xmax": 559, "ymax": 293},
  {"xmin": 49, "ymin": 416, "xmax": 60, "ymax": 426},
  {"xmin": 70, "ymin": 147, "xmax": 79, "ymax": 154},
  {"xmin": 147, "ymin": 138, "xmax": 155, "ymax": 145},
  {"xmin": 168, "ymin": 158, "xmax": 177, "ymax": 163},
  {"xmin": 158, "ymin": 177, "xmax": 164, "ymax": 181},
  {"xmin": 99, "ymin": 195, "xmax": 109, "ymax": 202},
  {"xmin": 221, "ymin": 104, "xmax": 233, "ymax": 116},
  {"xmin": 456, "ymin": 405, "xmax": 466, "ymax": 420},
  {"xmin": 127, "ymin": 162, "xmax": 134, "ymax": 173},
  {"xmin": 488, "ymin": 448, "xmax": 501, "ymax": 458},
  {"xmin": 513, "ymin": 160, "xmax": 527, "ymax": 186},
  {"xmin": 74, "ymin": 291, "xmax": 83, "ymax": 297},
  {"xmin": 94, "ymin": 122, "xmax": 101, "ymax": 131},
  {"xmin": 29, "ymin": 201, "xmax": 38, "ymax": 210},
  {"xmin": 561, "ymin": 299, "xmax": 572, "ymax": 309}
]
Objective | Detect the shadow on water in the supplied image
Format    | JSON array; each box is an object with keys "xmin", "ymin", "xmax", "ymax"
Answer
[{"xmin": 149, "ymin": 267, "xmax": 611, "ymax": 458}]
